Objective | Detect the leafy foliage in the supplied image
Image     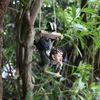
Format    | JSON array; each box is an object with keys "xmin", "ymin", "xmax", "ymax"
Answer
[{"xmin": 2, "ymin": 0, "xmax": 100, "ymax": 100}]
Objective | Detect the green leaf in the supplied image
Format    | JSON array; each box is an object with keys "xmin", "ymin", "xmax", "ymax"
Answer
[
  {"xmin": 81, "ymin": 8, "xmax": 97, "ymax": 15},
  {"xmin": 90, "ymin": 82, "xmax": 100, "ymax": 90},
  {"xmin": 95, "ymin": 40, "xmax": 100, "ymax": 48},
  {"xmin": 79, "ymin": 37, "xmax": 85, "ymax": 50},
  {"xmin": 90, "ymin": 82, "xmax": 96, "ymax": 87},
  {"xmin": 78, "ymin": 64, "xmax": 85, "ymax": 70},
  {"xmin": 4, "ymin": 45, "xmax": 15, "ymax": 56},
  {"xmin": 44, "ymin": 0, "xmax": 49, "ymax": 4},
  {"xmin": 77, "ymin": 94, "xmax": 85, "ymax": 100},
  {"xmin": 52, "ymin": 87, "xmax": 58, "ymax": 100},
  {"xmin": 20, "ymin": 0, "xmax": 28, "ymax": 7},
  {"xmin": 73, "ymin": 43, "xmax": 82, "ymax": 58},
  {"xmin": 59, "ymin": 77, "xmax": 66, "ymax": 82},
  {"xmin": 25, "ymin": 91, "xmax": 32, "ymax": 100},
  {"xmin": 71, "ymin": 5, "xmax": 76, "ymax": 19},
  {"xmin": 70, "ymin": 24, "xmax": 88, "ymax": 31},
  {"xmin": 88, "ymin": 1, "xmax": 100, "ymax": 5},
  {"xmin": 71, "ymin": 66, "xmax": 75, "ymax": 74},
  {"xmin": 33, "ymin": 96, "xmax": 42, "ymax": 100},
  {"xmin": 78, "ymin": 78, "xmax": 85, "ymax": 90}
]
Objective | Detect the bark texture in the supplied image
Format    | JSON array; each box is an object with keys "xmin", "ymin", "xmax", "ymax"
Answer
[
  {"xmin": 16, "ymin": 0, "xmax": 44, "ymax": 100},
  {"xmin": 0, "ymin": 0, "xmax": 11, "ymax": 99}
]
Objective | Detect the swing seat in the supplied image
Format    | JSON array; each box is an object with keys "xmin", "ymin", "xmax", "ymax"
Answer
[{"xmin": 37, "ymin": 30, "xmax": 61, "ymax": 39}]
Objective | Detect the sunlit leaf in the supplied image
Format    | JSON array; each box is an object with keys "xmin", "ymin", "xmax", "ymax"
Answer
[
  {"xmin": 90, "ymin": 82, "xmax": 100, "ymax": 90},
  {"xmin": 70, "ymin": 24, "xmax": 88, "ymax": 31},
  {"xmin": 88, "ymin": 0, "xmax": 97, "ymax": 2},
  {"xmin": 95, "ymin": 40, "xmax": 100, "ymax": 48},
  {"xmin": 59, "ymin": 77, "xmax": 66, "ymax": 82},
  {"xmin": 88, "ymin": 1, "xmax": 100, "ymax": 5},
  {"xmin": 78, "ymin": 64, "xmax": 85, "ymax": 70},
  {"xmin": 77, "ymin": 94, "xmax": 85, "ymax": 100},
  {"xmin": 78, "ymin": 78, "xmax": 85, "ymax": 90},
  {"xmin": 76, "ymin": 8, "xmax": 80, "ymax": 18},
  {"xmin": 90, "ymin": 82, "xmax": 96, "ymax": 87}
]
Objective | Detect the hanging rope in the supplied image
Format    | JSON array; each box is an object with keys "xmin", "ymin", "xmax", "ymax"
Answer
[
  {"xmin": 39, "ymin": 0, "xmax": 56, "ymax": 31},
  {"xmin": 39, "ymin": 9, "xmax": 41, "ymax": 31},
  {"xmin": 53, "ymin": 0, "xmax": 56, "ymax": 24},
  {"xmin": 39, "ymin": 0, "xmax": 42, "ymax": 31}
]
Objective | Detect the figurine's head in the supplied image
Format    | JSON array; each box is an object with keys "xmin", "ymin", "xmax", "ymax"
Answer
[
  {"xmin": 46, "ymin": 22, "xmax": 57, "ymax": 32},
  {"xmin": 50, "ymin": 48, "xmax": 63, "ymax": 65}
]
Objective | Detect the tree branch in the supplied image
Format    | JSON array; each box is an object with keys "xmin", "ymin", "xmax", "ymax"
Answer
[{"xmin": 30, "ymin": 0, "xmax": 44, "ymax": 24}]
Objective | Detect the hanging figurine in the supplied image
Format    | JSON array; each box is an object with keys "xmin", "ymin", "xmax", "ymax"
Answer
[{"xmin": 35, "ymin": 22, "xmax": 63, "ymax": 77}]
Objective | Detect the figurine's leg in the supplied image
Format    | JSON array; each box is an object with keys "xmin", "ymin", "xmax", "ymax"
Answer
[{"xmin": 39, "ymin": 51, "xmax": 50, "ymax": 71}]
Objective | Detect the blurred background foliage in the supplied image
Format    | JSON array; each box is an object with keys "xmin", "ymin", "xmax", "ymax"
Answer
[{"xmin": 2, "ymin": 0, "xmax": 100, "ymax": 100}]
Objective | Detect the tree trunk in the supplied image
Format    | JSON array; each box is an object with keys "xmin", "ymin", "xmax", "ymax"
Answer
[
  {"xmin": 0, "ymin": 0, "xmax": 10, "ymax": 99},
  {"xmin": 16, "ymin": 0, "xmax": 44, "ymax": 100},
  {"xmin": 0, "ymin": 27, "xmax": 3, "ymax": 100}
]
